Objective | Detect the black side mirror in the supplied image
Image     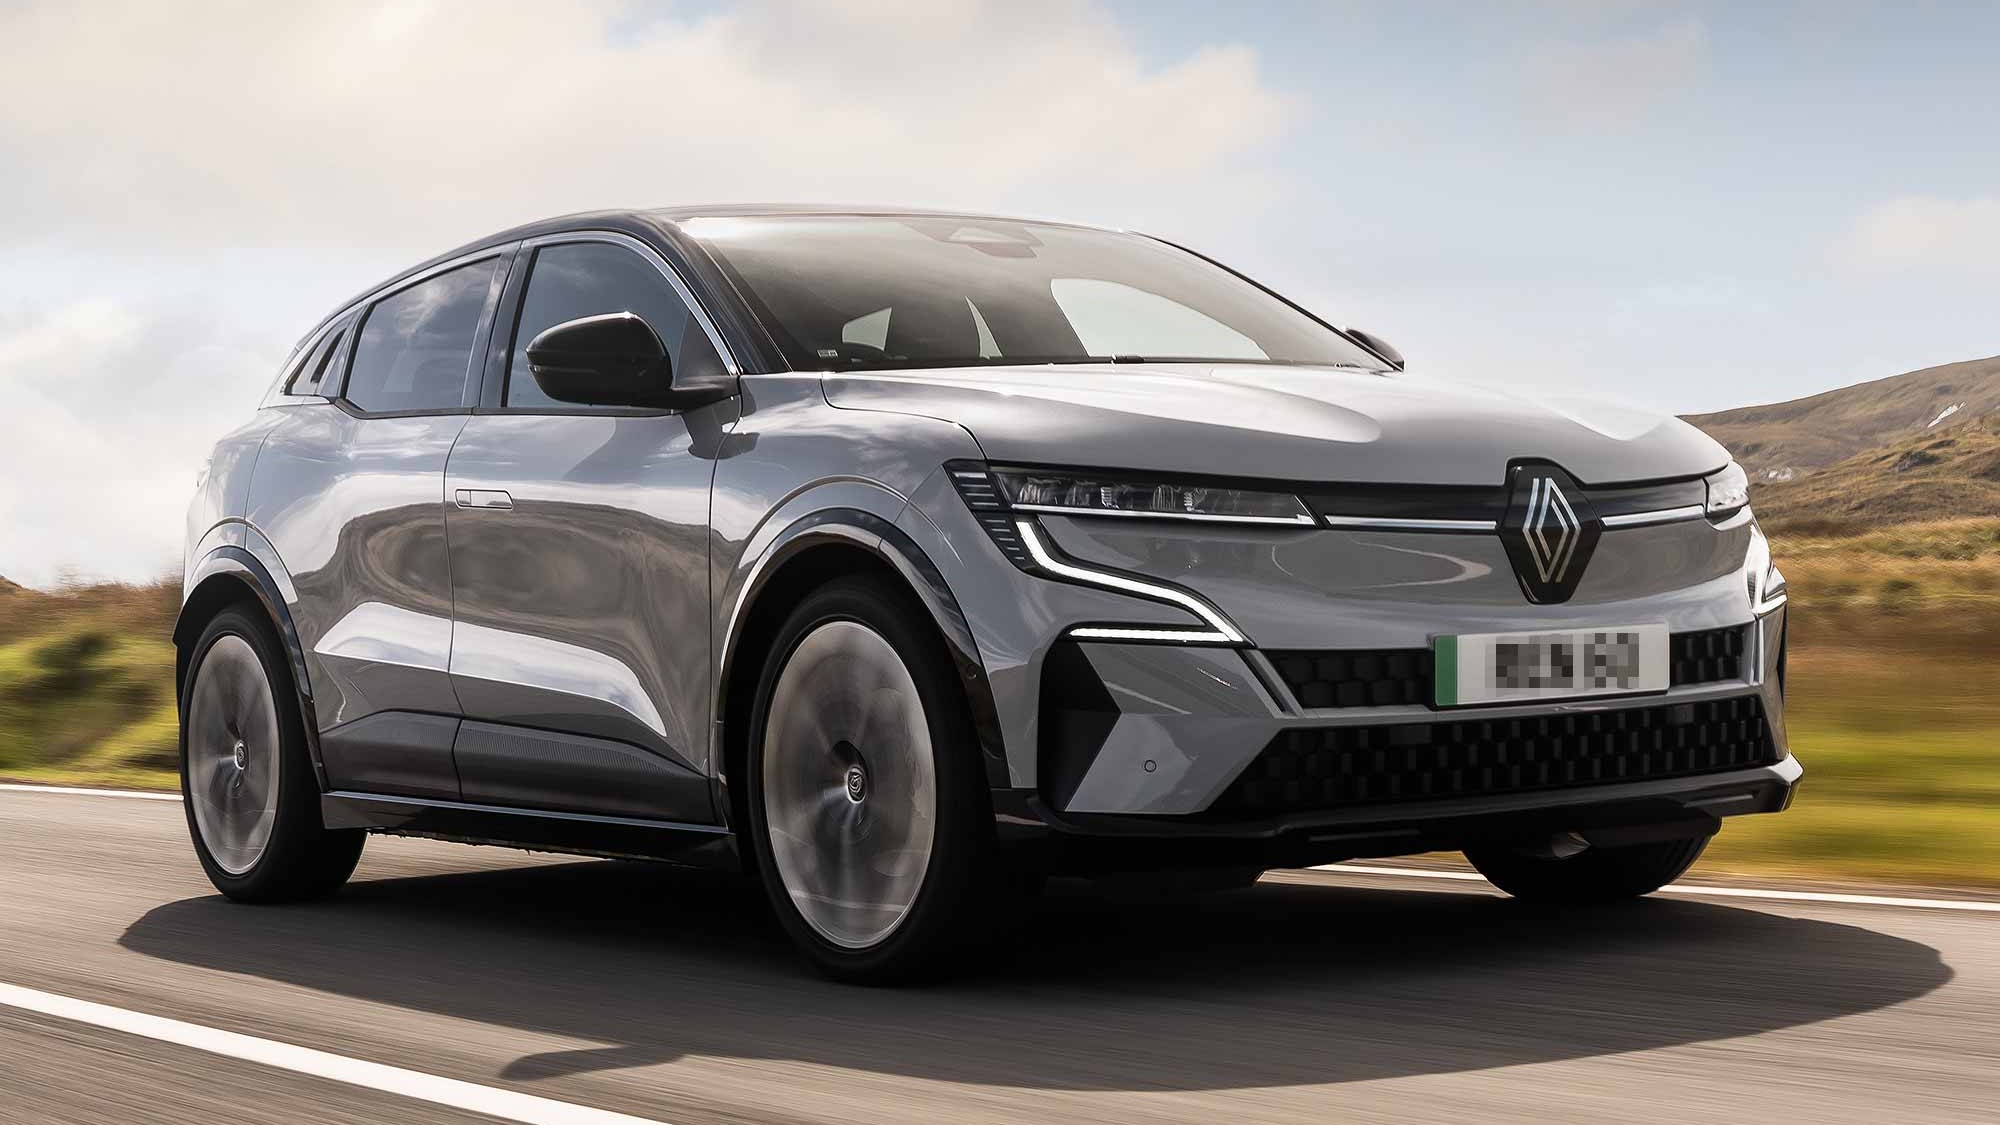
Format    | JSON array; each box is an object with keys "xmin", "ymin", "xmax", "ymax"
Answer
[
  {"xmin": 1344, "ymin": 327, "xmax": 1405, "ymax": 371},
  {"xmin": 525, "ymin": 312, "xmax": 681, "ymax": 408}
]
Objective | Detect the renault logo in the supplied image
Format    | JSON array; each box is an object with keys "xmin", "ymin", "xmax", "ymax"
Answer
[
  {"xmin": 1500, "ymin": 463, "xmax": 1602, "ymax": 604},
  {"xmin": 1524, "ymin": 476, "xmax": 1581, "ymax": 583}
]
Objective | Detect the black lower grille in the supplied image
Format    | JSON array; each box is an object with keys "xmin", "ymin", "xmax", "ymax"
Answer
[
  {"xmin": 1216, "ymin": 695, "xmax": 1776, "ymax": 817},
  {"xmin": 1670, "ymin": 626, "xmax": 1748, "ymax": 687},
  {"xmin": 1267, "ymin": 625, "xmax": 1747, "ymax": 710}
]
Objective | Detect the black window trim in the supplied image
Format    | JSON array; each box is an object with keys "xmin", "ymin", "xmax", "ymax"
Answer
[
  {"xmin": 474, "ymin": 229, "xmax": 743, "ymax": 417},
  {"xmin": 331, "ymin": 246, "xmax": 517, "ymax": 420},
  {"xmin": 262, "ymin": 311, "xmax": 358, "ymax": 407}
]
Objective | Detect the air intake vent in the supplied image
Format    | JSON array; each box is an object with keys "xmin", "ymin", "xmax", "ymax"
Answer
[{"xmin": 1215, "ymin": 695, "xmax": 1776, "ymax": 818}]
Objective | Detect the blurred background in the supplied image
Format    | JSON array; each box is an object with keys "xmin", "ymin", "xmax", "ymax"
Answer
[{"xmin": 2, "ymin": 0, "xmax": 1996, "ymax": 886}]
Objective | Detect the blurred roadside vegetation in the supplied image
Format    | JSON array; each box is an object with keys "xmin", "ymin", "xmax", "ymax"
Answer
[
  {"xmin": 1700, "ymin": 519, "xmax": 2000, "ymax": 888},
  {"xmin": 0, "ymin": 577, "xmax": 180, "ymax": 790},
  {"xmin": 1, "ymin": 520, "xmax": 1996, "ymax": 887}
]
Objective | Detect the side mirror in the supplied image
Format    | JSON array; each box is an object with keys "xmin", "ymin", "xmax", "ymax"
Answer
[
  {"xmin": 526, "ymin": 312, "xmax": 678, "ymax": 408},
  {"xmin": 1343, "ymin": 327, "xmax": 1405, "ymax": 371}
]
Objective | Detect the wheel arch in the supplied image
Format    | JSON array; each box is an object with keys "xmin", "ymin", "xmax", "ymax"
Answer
[
  {"xmin": 713, "ymin": 510, "xmax": 1008, "ymax": 836},
  {"xmin": 175, "ymin": 545, "xmax": 326, "ymax": 787}
]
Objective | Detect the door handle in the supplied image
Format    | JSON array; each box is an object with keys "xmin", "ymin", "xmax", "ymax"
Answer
[{"xmin": 454, "ymin": 489, "xmax": 514, "ymax": 511}]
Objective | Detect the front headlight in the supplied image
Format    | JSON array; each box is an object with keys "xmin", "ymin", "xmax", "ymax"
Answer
[
  {"xmin": 1704, "ymin": 460, "xmax": 1751, "ymax": 517},
  {"xmin": 990, "ymin": 468, "xmax": 1314, "ymax": 525},
  {"xmin": 947, "ymin": 461, "xmax": 1253, "ymax": 644}
]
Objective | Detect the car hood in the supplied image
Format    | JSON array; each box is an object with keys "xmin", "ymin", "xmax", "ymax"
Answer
[{"xmin": 822, "ymin": 363, "xmax": 1728, "ymax": 486}]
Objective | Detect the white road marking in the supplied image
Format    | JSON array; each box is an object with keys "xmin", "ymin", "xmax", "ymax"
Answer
[
  {"xmin": 1317, "ymin": 863, "xmax": 2000, "ymax": 914},
  {"xmin": 0, "ymin": 982, "xmax": 672, "ymax": 1125},
  {"xmin": 0, "ymin": 783, "xmax": 181, "ymax": 801}
]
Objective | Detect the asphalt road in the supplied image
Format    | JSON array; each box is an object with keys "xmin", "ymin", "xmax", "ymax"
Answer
[{"xmin": 2, "ymin": 787, "xmax": 1995, "ymax": 1124}]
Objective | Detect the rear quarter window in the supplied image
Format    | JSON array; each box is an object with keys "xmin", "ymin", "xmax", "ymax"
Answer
[{"xmin": 282, "ymin": 323, "xmax": 349, "ymax": 396}]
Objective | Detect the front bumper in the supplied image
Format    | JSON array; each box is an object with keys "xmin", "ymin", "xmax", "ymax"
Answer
[
  {"xmin": 995, "ymin": 605, "xmax": 1793, "ymax": 872},
  {"xmin": 997, "ymin": 755, "xmax": 1798, "ymax": 873}
]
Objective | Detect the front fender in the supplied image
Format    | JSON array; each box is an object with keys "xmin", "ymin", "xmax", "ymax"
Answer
[{"xmin": 713, "ymin": 501, "xmax": 1009, "ymax": 791}]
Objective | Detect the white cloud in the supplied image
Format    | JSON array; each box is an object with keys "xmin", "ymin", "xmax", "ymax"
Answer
[
  {"xmin": 0, "ymin": 0, "xmax": 1293, "ymax": 249},
  {"xmin": 1842, "ymin": 196, "xmax": 2000, "ymax": 271},
  {"xmin": 0, "ymin": 0, "xmax": 1295, "ymax": 585},
  {"xmin": 0, "ymin": 300, "xmax": 276, "ymax": 587},
  {"xmin": 1517, "ymin": 17, "xmax": 1708, "ymax": 127}
]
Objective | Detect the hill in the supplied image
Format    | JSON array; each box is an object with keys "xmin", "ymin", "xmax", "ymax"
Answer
[
  {"xmin": 1736, "ymin": 413, "xmax": 2000, "ymax": 533},
  {"xmin": 1684, "ymin": 354, "xmax": 2000, "ymax": 533},
  {"xmin": 1686, "ymin": 354, "xmax": 2000, "ymax": 480}
]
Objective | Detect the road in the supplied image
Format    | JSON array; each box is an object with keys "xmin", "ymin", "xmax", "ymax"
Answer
[{"xmin": 2, "ymin": 786, "xmax": 1995, "ymax": 1124}]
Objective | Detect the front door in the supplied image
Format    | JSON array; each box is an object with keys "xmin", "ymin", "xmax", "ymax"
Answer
[{"xmin": 443, "ymin": 236, "xmax": 736, "ymax": 823}]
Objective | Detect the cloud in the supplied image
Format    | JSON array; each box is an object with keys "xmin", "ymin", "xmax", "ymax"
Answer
[
  {"xmin": 0, "ymin": 300, "xmax": 276, "ymax": 586},
  {"xmin": 0, "ymin": 0, "xmax": 1293, "ymax": 250},
  {"xmin": 1842, "ymin": 196, "xmax": 2000, "ymax": 271},
  {"xmin": 0, "ymin": 0, "xmax": 1295, "ymax": 585},
  {"xmin": 1516, "ymin": 17, "xmax": 1708, "ymax": 127}
]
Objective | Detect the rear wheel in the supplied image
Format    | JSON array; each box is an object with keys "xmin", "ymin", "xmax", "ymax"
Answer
[
  {"xmin": 746, "ymin": 575, "xmax": 994, "ymax": 982},
  {"xmin": 181, "ymin": 604, "xmax": 363, "ymax": 901},
  {"xmin": 1465, "ymin": 836, "xmax": 1709, "ymax": 904}
]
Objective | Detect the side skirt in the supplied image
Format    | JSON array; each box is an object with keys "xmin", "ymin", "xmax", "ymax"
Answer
[{"xmin": 321, "ymin": 791, "xmax": 741, "ymax": 867}]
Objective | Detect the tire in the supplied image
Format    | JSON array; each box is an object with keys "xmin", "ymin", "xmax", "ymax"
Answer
[
  {"xmin": 1464, "ymin": 836, "xmax": 1709, "ymax": 904},
  {"xmin": 745, "ymin": 575, "xmax": 995, "ymax": 983},
  {"xmin": 180, "ymin": 604, "xmax": 364, "ymax": 902}
]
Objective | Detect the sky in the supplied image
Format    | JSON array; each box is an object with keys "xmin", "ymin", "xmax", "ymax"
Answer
[{"xmin": 2, "ymin": 0, "xmax": 1997, "ymax": 586}]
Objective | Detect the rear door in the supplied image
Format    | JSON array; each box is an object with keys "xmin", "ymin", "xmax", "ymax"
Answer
[
  {"xmin": 442, "ymin": 233, "xmax": 738, "ymax": 823},
  {"xmin": 247, "ymin": 251, "xmax": 510, "ymax": 800}
]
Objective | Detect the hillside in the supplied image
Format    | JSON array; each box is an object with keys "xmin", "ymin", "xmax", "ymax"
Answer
[
  {"xmin": 1686, "ymin": 354, "xmax": 2000, "ymax": 480},
  {"xmin": 1684, "ymin": 354, "xmax": 2000, "ymax": 533},
  {"xmin": 1740, "ymin": 413, "xmax": 2000, "ymax": 533}
]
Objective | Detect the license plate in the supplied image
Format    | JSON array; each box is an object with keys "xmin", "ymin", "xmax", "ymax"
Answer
[{"xmin": 1434, "ymin": 624, "xmax": 1668, "ymax": 707}]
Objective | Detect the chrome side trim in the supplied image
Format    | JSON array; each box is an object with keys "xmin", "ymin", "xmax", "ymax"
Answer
[
  {"xmin": 516, "ymin": 229, "xmax": 742, "ymax": 375},
  {"xmin": 1015, "ymin": 518, "xmax": 1246, "ymax": 644},
  {"xmin": 1011, "ymin": 502, "xmax": 1316, "ymax": 527},
  {"xmin": 1601, "ymin": 504, "xmax": 1707, "ymax": 529},
  {"xmin": 1318, "ymin": 515, "xmax": 1498, "ymax": 532}
]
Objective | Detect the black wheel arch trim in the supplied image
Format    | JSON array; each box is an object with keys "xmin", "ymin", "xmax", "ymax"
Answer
[
  {"xmin": 715, "ymin": 507, "xmax": 1011, "ymax": 829},
  {"xmin": 176, "ymin": 544, "xmax": 328, "ymax": 788}
]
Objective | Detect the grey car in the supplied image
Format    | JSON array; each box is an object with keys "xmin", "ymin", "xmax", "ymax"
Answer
[{"xmin": 177, "ymin": 206, "xmax": 1797, "ymax": 979}]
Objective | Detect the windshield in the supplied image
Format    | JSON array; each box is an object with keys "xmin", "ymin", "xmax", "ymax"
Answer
[{"xmin": 679, "ymin": 215, "xmax": 1387, "ymax": 372}]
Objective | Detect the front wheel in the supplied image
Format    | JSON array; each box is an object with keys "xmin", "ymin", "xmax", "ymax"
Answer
[
  {"xmin": 746, "ymin": 576, "xmax": 995, "ymax": 982},
  {"xmin": 1465, "ymin": 836, "xmax": 1709, "ymax": 904},
  {"xmin": 181, "ymin": 604, "xmax": 364, "ymax": 901}
]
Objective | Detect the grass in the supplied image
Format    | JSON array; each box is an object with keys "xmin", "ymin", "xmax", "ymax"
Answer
[
  {"xmin": 0, "ymin": 579, "xmax": 180, "ymax": 789},
  {"xmin": 2, "ymin": 522, "xmax": 1997, "ymax": 887},
  {"xmin": 1696, "ymin": 518, "xmax": 2000, "ymax": 887}
]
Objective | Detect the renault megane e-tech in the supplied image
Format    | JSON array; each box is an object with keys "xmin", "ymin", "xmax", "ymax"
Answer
[{"xmin": 177, "ymin": 206, "xmax": 1797, "ymax": 979}]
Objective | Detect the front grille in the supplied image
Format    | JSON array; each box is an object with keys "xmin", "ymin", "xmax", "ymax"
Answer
[
  {"xmin": 1215, "ymin": 695, "xmax": 1776, "ymax": 817},
  {"xmin": 1269, "ymin": 649, "xmax": 1433, "ymax": 709},
  {"xmin": 1669, "ymin": 626, "xmax": 1748, "ymax": 687},
  {"xmin": 1267, "ymin": 625, "xmax": 1747, "ymax": 711}
]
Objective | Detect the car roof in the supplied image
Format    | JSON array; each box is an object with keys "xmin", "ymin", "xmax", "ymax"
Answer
[{"xmin": 328, "ymin": 205, "xmax": 1119, "ymax": 332}]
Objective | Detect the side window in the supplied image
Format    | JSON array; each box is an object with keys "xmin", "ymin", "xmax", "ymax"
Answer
[
  {"xmin": 283, "ymin": 322, "xmax": 348, "ymax": 396},
  {"xmin": 343, "ymin": 259, "xmax": 498, "ymax": 414},
  {"xmin": 506, "ymin": 242, "xmax": 723, "ymax": 409}
]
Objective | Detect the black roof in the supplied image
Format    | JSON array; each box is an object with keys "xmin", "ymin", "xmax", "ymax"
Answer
[{"xmin": 332, "ymin": 205, "xmax": 1111, "ymax": 325}]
